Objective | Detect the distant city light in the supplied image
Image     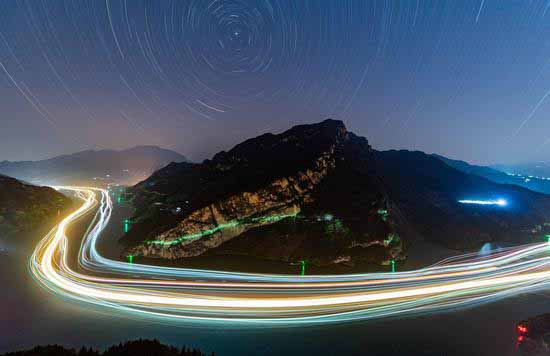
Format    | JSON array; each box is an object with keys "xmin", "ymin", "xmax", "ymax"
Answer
[{"xmin": 458, "ymin": 199, "xmax": 508, "ymax": 206}]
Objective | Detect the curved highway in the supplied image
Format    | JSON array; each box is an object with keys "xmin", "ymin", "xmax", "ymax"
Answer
[{"xmin": 29, "ymin": 187, "xmax": 550, "ymax": 324}]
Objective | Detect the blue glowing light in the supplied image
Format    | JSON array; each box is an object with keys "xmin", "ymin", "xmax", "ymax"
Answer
[{"xmin": 458, "ymin": 199, "xmax": 508, "ymax": 207}]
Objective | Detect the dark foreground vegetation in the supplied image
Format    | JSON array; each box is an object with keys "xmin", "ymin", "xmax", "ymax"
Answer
[{"xmin": 2, "ymin": 339, "xmax": 213, "ymax": 356}]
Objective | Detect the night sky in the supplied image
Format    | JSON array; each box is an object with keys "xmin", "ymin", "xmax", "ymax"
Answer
[{"xmin": 1, "ymin": 1, "xmax": 550, "ymax": 164}]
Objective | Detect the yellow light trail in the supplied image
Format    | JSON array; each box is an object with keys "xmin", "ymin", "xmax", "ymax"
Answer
[{"xmin": 29, "ymin": 187, "xmax": 550, "ymax": 323}]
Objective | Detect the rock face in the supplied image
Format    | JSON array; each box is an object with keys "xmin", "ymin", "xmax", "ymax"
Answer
[
  {"xmin": 135, "ymin": 172, "xmax": 319, "ymax": 259},
  {"xmin": 124, "ymin": 119, "xmax": 550, "ymax": 268},
  {"xmin": 125, "ymin": 120, "xmax": 402, "ymax": 266},
  {"xmin": 0, "ymin": 175, "xmax": 72, "ymax": 238}
]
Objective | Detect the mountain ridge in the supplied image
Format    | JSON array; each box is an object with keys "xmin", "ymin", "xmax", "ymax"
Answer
[
  {"xmin": 124, "ymin": 119, "xmax": 401, "ymax": 266},
  {"xmin": 434, "ymin": 153, "xmax": 550, "ymax": 194},
  {"xmin": 121, "ymin": 119, "xmax": 550, "ymax": 269},
  {"xmin": 0, "ymin": 146, "xmax": 188, "ymax": 186}
]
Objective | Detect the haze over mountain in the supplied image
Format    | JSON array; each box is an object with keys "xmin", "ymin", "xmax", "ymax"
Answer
[
  {"xmin": 121, "ymin": 120, "xmax": 550, "ymax": 269},
  {"xmin": 0, "ymin": 146, "xmax": 188, "ymax": 186}
]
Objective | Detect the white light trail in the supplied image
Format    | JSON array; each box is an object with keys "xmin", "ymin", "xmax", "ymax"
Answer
[
  {"xmin": 29, "ymin": 187, "xmax": 550, "ymax": 324},
  {"xmin": 458, "ymin": 199, "xmax": 508, "ymax": 206}
]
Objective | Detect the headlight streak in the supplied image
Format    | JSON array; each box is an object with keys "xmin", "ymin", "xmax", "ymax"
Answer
[
  {"xmin": 29, "ymin": 187, "xmax": 550, "ymax": 324},
  {"xmin": 458, "ymin": 199, "xmax": 508, "ymax": 206}
]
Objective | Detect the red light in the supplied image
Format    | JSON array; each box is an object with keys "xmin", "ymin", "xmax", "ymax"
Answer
[{"xmin": 517, "ymin": 324, "xmax": 528, "ymax": 334}]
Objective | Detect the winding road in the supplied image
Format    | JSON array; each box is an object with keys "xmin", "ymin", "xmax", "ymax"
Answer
[{"xmin": 29, "ymin": 187, "xmax": 550, "ymax": 324}]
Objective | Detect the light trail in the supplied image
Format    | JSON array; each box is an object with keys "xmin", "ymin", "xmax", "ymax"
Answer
[
  {"xmin": 458, "ymin": 199, "xmax": 508, "ymax": 206},
  {"xmin": 30, "ymin": 187, "xmax": 550, "ymax": 324}
]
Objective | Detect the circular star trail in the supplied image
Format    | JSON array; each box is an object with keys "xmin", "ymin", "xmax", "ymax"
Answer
[{"xmin": 2, "ymin": 1, "xmax": 550, "ymax": 164}]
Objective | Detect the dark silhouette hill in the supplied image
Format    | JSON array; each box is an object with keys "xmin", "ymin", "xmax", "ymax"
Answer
[
  {"xmin": 0, "ymin": 175, "xmax": 71, "ymax": 239},
  {"xmin": 374, "ymin": 150, "xmax": 550, "ymax": 248}
]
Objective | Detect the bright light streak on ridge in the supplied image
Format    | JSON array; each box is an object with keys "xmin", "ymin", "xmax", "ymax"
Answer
[{"xmin": 458, "ymin": 199, "xmax": 508, "ymax": 206}]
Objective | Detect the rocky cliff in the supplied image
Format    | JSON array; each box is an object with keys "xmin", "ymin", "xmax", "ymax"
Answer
[{"xmin": 124, "ymin": 119, "xmax": 402, "ymax": 266}]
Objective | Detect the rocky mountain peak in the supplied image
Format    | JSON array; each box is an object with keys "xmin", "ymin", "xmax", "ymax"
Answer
[
  {"xmin": 125, "ymin": 119, "xmax": 392, "ymax": 265},
  {"xmin": 205, "ymin": 119, "xmax": 353, "ymax": 172}
]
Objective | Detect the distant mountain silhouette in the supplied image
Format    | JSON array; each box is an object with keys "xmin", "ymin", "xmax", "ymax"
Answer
[
  {"xmin": 0, "ymin": 146, "xmax": 188, "ymax": 186},
  {"xmin": 434, "ymin": 154, "xmax": 550, "ymax": 194},
  {"xmin": 433, "ymin": 154, "xmax": 508, "ymax": 182},
  {"xmin": 1, "ymin": 339, "xmax": 212, "ymax": 356},
  {"xmin": 492, "ymin": 161, "xmax": 550, "ymax": 180},
  {"xmin": 0, "ymin": 175, "xmax": 71, "ymax": 239},
  {"xmin": 121, "ymin": 120, "xmax": 550, "ymax": 269}
]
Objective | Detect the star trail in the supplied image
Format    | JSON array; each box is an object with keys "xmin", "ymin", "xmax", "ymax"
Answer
[{"xmin": 2, "ymin": 1, "xmax": 550, "ymax": 164}]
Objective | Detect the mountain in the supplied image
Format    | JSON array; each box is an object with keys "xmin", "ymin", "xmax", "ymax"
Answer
[
  {"xmin": 433, "ymin": 154, "xmax": 508, "ymax": 182},
  {"xmin": 376, "ymin": 150, "xmax": 550, "ymax": 248},
  {"xmin": 0, "ymin": 146, "xmax": 188, "ymax": 186},
  {"xmin": 492, "ymin": 162, "xmax": 550, "ymax": 177},
  {"xmin": 0, "ymin": 175, "xmax": 72, "ymax": 239},
  {"xmin": 491, "ymin": 161, "xmax": 550, "ymax": 190},
  {"xmin": 434, "ymin": 154, "xmax": 550, "ymax": 194},
  {"xmin": 121, "ymin": 120, "xmax": 550, "ymax": 268},
  {"xmin": 124, "ymin": 120, "xmax": 400, "ymax": 267}
]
